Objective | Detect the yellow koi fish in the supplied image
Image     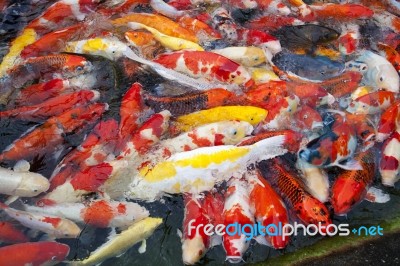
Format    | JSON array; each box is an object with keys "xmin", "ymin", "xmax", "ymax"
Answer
[
  {"xmin": 176, "ymin": 106, "xmax": 267, "ymax": 131},
  {"xmin": 127, "ymin": 135, "xmax": 287, "ymax": 201}
]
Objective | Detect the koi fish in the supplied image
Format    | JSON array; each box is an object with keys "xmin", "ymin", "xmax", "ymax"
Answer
[
  {"xmin": 211, "ymin": 46, "xmax": 266, "ymax": 67},
  {"xmin": 181, "ymin": 194, "xmax": 211, "ymax": 265},
  {"xmin": 245, "ymin": 15, "xmax": 304, "ymax": 32},
  {"xmin": 153, "ymin": 50, "xmax": 253, "ymax": 87},
  {"xmin": 175, "ymin": 106, "xmax": 267, "ymax": 131},
  {"xmin": 310, "ymin": 3, "xmax": 374, "ymax": 22},
  {"xmin": 0, "ymin": 221, "xmax": 29, "ymax": 244},
  {"xmin": 318, "ymin": 71, "xmax": 362, "ymax": 98},
  {"xmin": 288, "ymin": 83, "xmax": 335, "ymax": 107},
  {"xmin": 272, "ymin": 52, "xmax": 345, "ymax": 82},
  {"xmin": 377, "ymin": 100, "xmax": 400, "ymax": 142},
  {"xmin": 379, "ymin": 130, "xmax": 400, "ymax": 186},
  {"xmin": 0, "ymin": 90, "xmax": 100, "ymax": 121},
  {"xmin": 296, "ymin": 158, "xmax": 330, "ymax": 203},
  {"xmin": 0, "ymin": 54, "xmax": 92, "ymax": 105},
  {"xmin": 0, "ymin": 166, "xmax": 49, "ymax": 197},
  {"xmin": 248, "ymin": 170, "xmax": 289, "ymax": 249},
  {"xmin": 346, "ymin": 50, "xmax": 399, "ymax": 93},
  {"xmin": 259, "ymin": 159, "xmax": 332, "ymax": 229},
  {"xmin": 298, "ymin": 114, "xmax": 360, "ymax": 170},
  {"xmin": 223, "ymin": 177, "xmax": 254, "ymax": 263},
  {"xmin": 0, "ymin": 241, "xmax": 70, "ymax": 266},
  {"xmin": 331, "ymin": 149, "xmax": 375, "ymax": 215},
  {"xmin": 0, "ymin": 203, "xmax": 81, "ymax": 238},
  {"xmin": 293, "ymin": 105, "xmax": 323, "ymax": 132},
  {"xmin": 112, "ymin": 13, "xmax": 198, "ymax": 43},
  {"xmin": 346, "ymin": 91, "xmax": 396, "ymax": 115},
  {"xmin": 127, "ymin": 22, "xmax": 204, "ymax": 51},
  {"xmin": 0, "ymin": 103, "xmax": 107, "ymax": 162},
  {"xmin": 26, "ymin": 199, "xmax": 149, "ymax": 229},
  {"xmin": 69, "ymin": 217, "xmax": 162, "ymax": 266},
  {"xmin": 143, "ymin": 88, "xmax": 235, "ymax": 116},
  {"xmin": 127, "ymin": 135, "xmax": 287, "ymax": 201}
]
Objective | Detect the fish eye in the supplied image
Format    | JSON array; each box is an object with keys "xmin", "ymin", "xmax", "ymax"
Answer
[
  {"xmin": 33, "ymin": 189, "xmax": 38, "ymax": 192},
  {"xmin": 348, "ymin": 63, "xmax": 353, "ymax": 67},
  {"xmin": 232, "ymin": 130, "xmax": 237, "ymax": 135},
  {"xmin": 361, "ymin": 66, "xmax": 367, "ymax": 71},
  {"xmin": 51, "ymin": 256, "xmax": 57, "ymax": 261},
  {"xmin": 303, "ymin": 114, "xmax": 308, "ymax": 119},
  {"xmin": 380, "ymin": 77, "xmax": 384, "ymax": 82},
  {"xmin": 76, "ymin": 66, "xmax": 83, "ymax": 71}
]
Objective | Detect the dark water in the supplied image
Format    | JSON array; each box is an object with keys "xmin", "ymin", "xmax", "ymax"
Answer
[{"xmin": 0, "ymin": 1, "xmax": 400, "ymax": 266}]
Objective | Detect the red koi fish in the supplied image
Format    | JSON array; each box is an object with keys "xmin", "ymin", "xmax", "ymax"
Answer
[
  {"xmin": 288, "ymin": 83, "xmax": 334, "ymax": 107},
  {"xmin": 331, "ymin": 149, "xmax": 375, "ymax": 215},
  {"xmin": 143, "ymin": 88, "xmax": 235, "ymax": 116},
  {"xmin": 347, "ymin": 91, "xmax": 396, "ymax": 115},
  {"xmin": 26, "ymin": 0, "xmax": 100, "ymax": 35},
  {"xmin": 377, "ymin": 100, "xmax": 400, "ymax": 142},
  {"xmin": 237, "ymin": 129, "xmax": 303, "ymax": 153},
  {"xmin": 0, "ymin": 241, "xmax": 70, "ymax": 266},
  {"xmin": 49, "ymin": 119, "xmax": 118, "ymax": 191},
  {"xmin": 0, "ymin": 90, "xmax": 99, "ymax": 121},
  {"xmin": 0, "ymin": 103, "xmax": 106, "ymax": 162},
  {"xmin": 245, "ymin": 15, "xmax": 304, "ymax": 31},
  {"xmin": 20, "ymin": 23, "xmax": 85, "ymax": 59},
  {"xmin": 379, "ymin": 130, "xmax": 400, "ymax": 186},
  {"xmin": 28, "ymin": 199, "xmax": 149, "ymax": 229},
  {"xmin": 153, "ymin": 51, "xmax": 253, "ymax": 87},
  {"xmin": 0, "ymin": 202, "xmax": 81, "ymax": 238},
  {"xmin": 298, "ymin": 114, "xmax": 359, "ymax": 170},
  {"xmin": 310, "ymin": 3, "xmax": 374, "ymax": 22},
  {"xmin": 318, "ymin": 71, "xmax": 362, "ymax": 98},
  {"xmin": 14, "ymin": 79, "xmax": 74, "ymax": 107},
  {"xmin": 249, "ymin": 171, "xmax": 289, "ymax": 249},
  {"xmin": 260, "ymin": 159, "xmax": 332, "ymax": 230},
  {"xmin": 0, "ymin": 222, "xmax": 29, "ymax": 243},
  {"xmin": 223, "ymin": 177, "xmax": 254, "ymax": 263},
  {"xmin": 293, "ymin": 105, "xmax": 323, "ymax": 132},
  {"xmin": 236, "ymin": 28, "xmax": 282, "ymax": 55}
]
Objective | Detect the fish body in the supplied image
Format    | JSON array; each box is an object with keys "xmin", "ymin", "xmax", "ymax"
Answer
[
  {"xmin": 272, "ymin": 52, "xmax": 345, "ymax": 81},
  {"xmin": 288, "ymin": 83, "xmax": 334, "ymax": 107},
  {"xmin": 379, "ymin": 130, "xmax": 400, "ymax": 186},
  {"xmin": 0, "ymin": 203, "xmax": 81, "ymax": 238},
  {"xmin": 377, "ymin": 100, "xmax": 400, "ymax": 142},
  {"xmin": 310, "ymin": 3, "xmax": 374, "ymax": 21},
  {"xmin": 211, "ymin": 46, "xmax": 266, "ymax": 67},
  {"xmin": 27, "ymin": 200, "xmax": 149, "ymax": 229},
  {"xmin": 0, "ymin": 166, "xmax": 49, "ymax": 197},
  {"xmin": 127, "ymin": 135, "xmax": 287, "ymax": 201},
  {"xmin": 249, "ymin": 171, "xmax": 289, "ymax": 249},
  {"xmin": 176, "ymin": 106, "xmax": 267, "ymax": 131},
  {"xmin": 0, "ymin": 222, "xmax": 29, "ymax": 243},
  {"xmin": 378, "ymin": 42, "xmax": 400, "ymax": 74},
  {"xmin": 0, "ymin": 241, "xmax": 70, "ymax": 266},
  {"xmin": 319, "ymin": 71, "xmax": 362, "ymax": 98},
  {"xmin": 346, "ymin": 50, "xmax": 399, "ymax": 93},
  {"xmin": 153, "ymin": 51, "xmax": 253, "ymax": 87},
  {"xmin": 71, "ymin": 217, "xmax": 162, "ymax": 266},
  {"xmin": 223, "ymin": 177, "xmax": 254, "ymax": 263},
  {"xmin": 331, "ymin": 149, "xmax": 375, "ymax": 215}
]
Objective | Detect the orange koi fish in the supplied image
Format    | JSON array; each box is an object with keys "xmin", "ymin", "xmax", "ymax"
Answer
[{"xmin": 0, "ymin": 222, "xmax": 29, "ymax": 244}]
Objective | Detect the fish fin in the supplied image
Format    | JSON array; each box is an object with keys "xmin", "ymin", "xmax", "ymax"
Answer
[
  {"xmin": 254, "ymin": 235, "xmax": 271, "ymax": 247},
  {"xmin": 336, "ymin": 159, "xmax": 363, "ymax": 170},
  {"xmin": 365, "ymin": 187, "xmax": 390, "ymax": 203},
  {"xmin": 138, "ymin": 239, "xmax": 147, "ymax": 254},
  {"xmin": 4, "ymin": 196, "xmax": 19, "ymax": 205},
  {"xmin": 13, "ymin": 160, "xmax": 30, "ymax": 172},
  {"xmin": 210, "ymin": 235, "xmax": 222, "ymax": 248}
]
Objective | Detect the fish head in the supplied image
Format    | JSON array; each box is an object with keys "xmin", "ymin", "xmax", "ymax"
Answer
[
  {"xmin": 16, "ymin": 174, "xmax": 50, "ymax": 197},
  {"xmin": 298, "ymin": 135, "xmax": 333, "ymax": 167},
  {"xmin": 182, "ymin": 236, "xmax": 207, "ymax": 265},
  {"xmin": 375, "ymin": 64, "xmax": 400, "ymax": 93},
  {"xmin": 218, "ymin": 121, "xmax": 253, "ymax": 144},
  {"xmin": 43, "ymin": 242, "xmax": 70, "ymax": 263},
  {"xmin": 294, "ymin": 105, "xmax": 323, "ymax": 131},
  {"xmin": 63, "ymin": 56, "xmax": 93, "ymax": 77},
  {"xmin": 331, "ymin": 176, "xmax": 367, "ymax": 215},
  {"xmin": 296, "ymin": 196, "xmax": 331, "ymax": 230},
  {"xmin": 56, "ymin": 219, "xmax": 82, "ymax": 238}
]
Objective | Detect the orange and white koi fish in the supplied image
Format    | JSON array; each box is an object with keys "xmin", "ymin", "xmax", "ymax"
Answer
[
  {"xmin": 379, "ymin": 129, "xmax": 400, "ymax": 186},
  {"xmin": 0, "ymin": 90, "xmax": 99, "ymax": 121},
  {"xmin": 249, "ymin": 170, "xmax": 289, "ymax": 249},
  {"xmin": 331, "ymin": 149, "xmax": 375, "ymax": 215},
  {"xmin": 377, "ymin": 42, "xmax": 400, "ymax": 74},
  {"xmin": 127, "ymin": 135, "xmax": 287, "ymax": 201},
  {"xmin": 223, "ymin": 177, "xmax": 254, "ymax": 263},
  {"xmin": 0, "ymin": 222, "xmax": 29, "ymax": 244},
  {"xmin": 346, "ymin": 91, "xmax": 396, "ymax": 115},
  {"xmin": 0, "ymin": 241, "xmax": 70, "ymax": 266},
  {"xmin": 26, "ymin": 199, "xmax": 149, "ymax": 229},
  {"xmin": 153, "ymin": 50, "xmax": 253, "ymax": 88},
  {"xmin": 0, "ymin": 166, "xmax": 49, "ymax": 197},
  {"xmin": 0, "ymin": 202, "xmax": 81, "ymax": 238},
  {"xmin": 0, "ymin": 103, "xmax": 107, "ymax": 163}
]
